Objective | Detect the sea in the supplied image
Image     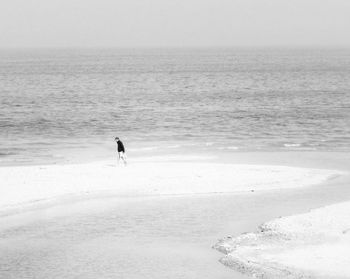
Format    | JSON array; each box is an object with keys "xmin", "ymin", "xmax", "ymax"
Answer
[{"xmin": 1, "ymin": 48, "xmax": 350, "ymax": 165}]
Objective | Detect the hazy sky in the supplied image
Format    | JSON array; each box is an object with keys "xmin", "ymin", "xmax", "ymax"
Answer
[{"xmin": 1, "ymin": 0, "xmax": 350, "ymax": 48}]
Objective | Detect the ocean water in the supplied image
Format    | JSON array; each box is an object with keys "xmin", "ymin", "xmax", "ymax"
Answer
[{"xmin": 1, "ymin": 48, "xmax": 350, "ymax": 164}]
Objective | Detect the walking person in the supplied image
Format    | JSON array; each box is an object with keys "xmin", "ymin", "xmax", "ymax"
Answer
[{"xmin": 115, "ymin": 137, "xmax": 127, "ymax": 166}]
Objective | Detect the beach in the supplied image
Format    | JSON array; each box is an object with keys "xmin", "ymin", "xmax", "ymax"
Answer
[
  {"xmin": 0, "ymin": 156, "xmax": 338, "ymax": 213},
  {"xmin": 0, "ymin": 152, "xmax": 350, "ymax": 278},
  {"xmin": 213, "ymin": 152, "xmax": 350, "ymax": 279},
  {"xmin": 215, "ymin": 201, "xmax": 350, "ymax": 279},
  {"xmin": 215, "ymin": 202, "xmax": 350, "ymax": 278},
  {"xmin": 1, "ymin": 47, "xmax": 350, "ymax": 278}
]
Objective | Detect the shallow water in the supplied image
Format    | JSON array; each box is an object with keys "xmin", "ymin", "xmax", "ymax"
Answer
[{"xmin": 1, "ymin": 174, "xmax": 350, "ymax": 279}]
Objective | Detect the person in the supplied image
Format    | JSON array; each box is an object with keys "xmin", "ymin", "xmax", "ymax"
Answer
[{"xmin": 115, "ymin": 137, "xmax": 127, "ymax": 166}]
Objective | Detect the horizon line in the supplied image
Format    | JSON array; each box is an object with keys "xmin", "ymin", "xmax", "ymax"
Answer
[{"xmin": 1, "ymin": 45, "xmax": 350, "ymax": 50}]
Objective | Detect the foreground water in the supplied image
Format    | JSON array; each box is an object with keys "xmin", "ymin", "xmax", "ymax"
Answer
[
  {"xmin": 1, "ymin": 48, "xmax": 350, "ymax": 165},
  {"xmin": 1, "ymin": 169, "xmax": 350, "ymax": 279}
]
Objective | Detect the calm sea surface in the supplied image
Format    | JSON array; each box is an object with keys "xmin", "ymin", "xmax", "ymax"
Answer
[{"xmin": 1, "ymin": 48, "xmax": 350, "ymax": 164}]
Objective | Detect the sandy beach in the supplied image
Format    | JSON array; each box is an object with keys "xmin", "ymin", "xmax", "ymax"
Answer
[
  {"xmin": 213, "ymin": 152, "xmax": 350, "ymax": 279},
  {"xmin": 0, "ymin": 156, "xmax": 339, "ymax": 214},
  {"xmin": 214, "ymin": 200, "xmax": 350, "ymax": 278},
  {"xmin": 1, "ymin": 152, "xmax": 350, "ymax": 279}
]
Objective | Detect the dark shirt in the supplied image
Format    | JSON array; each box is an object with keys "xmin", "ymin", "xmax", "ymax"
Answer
[{"xmin": 117, "ymin": 140, "xmax": 125, "ymax": 152}]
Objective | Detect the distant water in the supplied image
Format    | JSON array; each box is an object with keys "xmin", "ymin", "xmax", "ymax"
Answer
[{"xmin": 1, "ymin": 48, "xmax": 350, "ymax": 164}]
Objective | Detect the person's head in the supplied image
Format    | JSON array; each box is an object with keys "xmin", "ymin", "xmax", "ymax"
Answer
[{"xmin": 115, "ymin": 137, "xmax": 119, "ymax": 142}]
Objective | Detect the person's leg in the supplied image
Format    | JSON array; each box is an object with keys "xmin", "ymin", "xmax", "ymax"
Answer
[
  {"xmin": 120, "ymin": 152, "xmax": 127, "ymax": 166},
  {"xmin": 117, "ymin": 152, "xmax": 121, "ymax": 165}
]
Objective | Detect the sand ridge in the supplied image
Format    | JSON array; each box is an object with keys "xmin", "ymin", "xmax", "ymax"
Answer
[
  {"xmin": 0, "ymin": 159, "xmax": 338, "ymax": 212},
  {"xmin": 214, "ymin": 200, "xmax": 350, "ymax": 279}
]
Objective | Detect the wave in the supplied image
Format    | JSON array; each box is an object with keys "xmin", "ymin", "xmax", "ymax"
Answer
[{"xmin": 283, "ymin": 143, "xmax": 301, "ymax": 147}]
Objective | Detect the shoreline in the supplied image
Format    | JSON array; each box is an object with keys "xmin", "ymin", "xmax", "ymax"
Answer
[
  {"xmin": 213, "ymin": 152, "xmax": 350, "ymax": 279},
  {"xmin": 214, "ymin": 198, "xmax": 350, "ymax": 279}
]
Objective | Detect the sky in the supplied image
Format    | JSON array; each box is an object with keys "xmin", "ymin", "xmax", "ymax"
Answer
[{"xmin": 0, "ymin": 0, "xmax": 350, "ymax": 48}]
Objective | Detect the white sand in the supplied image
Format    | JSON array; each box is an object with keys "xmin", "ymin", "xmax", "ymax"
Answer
[
  {"xmin": 214, "ymin": 200, "xmax": 350, "ymax": 278},
  {"xmin": 0, "ymin": 159, "xmax": 338, "ymax": 212}
]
